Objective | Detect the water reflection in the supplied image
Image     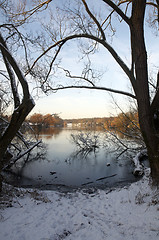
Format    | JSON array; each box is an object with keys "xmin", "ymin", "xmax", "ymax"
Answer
[
  {"xmin": 29, "ymin": 125, "xmax": 63, "ymax": 139},
  {"xmin": 7, "ymin": 127, "xmax": 141, "ymax": 190}
]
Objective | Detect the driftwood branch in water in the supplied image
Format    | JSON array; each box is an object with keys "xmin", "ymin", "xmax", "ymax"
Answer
[
  {"xmin": 81, "ymin": 174, "xmax": 117, "ymax": 186},
  {"xmin": 3, "ymin": 140, "xmax": 42, "ymax": 170},
  {"xmin": 96, "ymin": 174, "xmax": 117, "ymax": 181},
  {"xmin": 81, "ymin": 181, "xmax": 94, "ymax": 186}
]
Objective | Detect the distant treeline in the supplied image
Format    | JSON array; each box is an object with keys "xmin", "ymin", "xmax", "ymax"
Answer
[
  {"xmin": 28, "ymin": 113, "xmax": 64, "ymax": 127},
  {"xmin": 1, "ymin": 111, "xmax": 139, "ymax": 134},
  {"xmin": 64, "ymin": 111, "xmax": 140, "ymax": 135}
]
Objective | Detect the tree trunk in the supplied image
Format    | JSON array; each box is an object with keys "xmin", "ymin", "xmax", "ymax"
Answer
[
  {"xmin": 131, "ymin": 0, "xmax": 159, "ymax": 182},
  {"xmin": 0, "ymin": 33, "xmax": 35, "ymax": 191},
  {"xmin": 0, "ymin": 99, "xmax": 34, "ymax": 191}
]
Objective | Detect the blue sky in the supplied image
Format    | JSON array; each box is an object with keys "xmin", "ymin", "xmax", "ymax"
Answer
[
  {"xmin": 30, "ymin": 3, "xmax": 132, "ymax": 119},
  {"xmin": 4, "ymin": 0, "xmax": 158, "ymax": 120},
  {"xmin": 30, "ymin": 13, "xmax": 159, "ymax": 119},
  {"xmin": 31, "ymin": 38, "xmax": 159, "ymax": 119},
  {"xmin": 30, "ymin": 39, "xmax": 131, "ymax": 119}
]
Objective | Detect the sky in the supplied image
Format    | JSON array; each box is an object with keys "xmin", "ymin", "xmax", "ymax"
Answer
[
  {"xmin": 2, "ymin": 0, "xmax": 159, "ymax": 120},
  {"xmin": 30, "ymin": 10, "xmax": 159, "ymax": 120},
  {"xmin": 30, "ymin": 35, "xmax": 132, "ymax": 119},
  {"xmin": 28, "ymin": 0, "xmax": 132, "ymax": 119}
]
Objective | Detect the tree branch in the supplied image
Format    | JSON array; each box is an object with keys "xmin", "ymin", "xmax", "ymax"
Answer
[
  {"xmin": 27, "ymin": 33, "xmax": 136, "ymax": 93},
  {"xmin": 0, "ymin": 35, "xmax": 20, "ymax": 108},
  {"xmin": 0, "ymin": 24, "xmax": 31, "ymax": 70},
  {"xmin": 146, "ymin": 2, "xmax": 158, "ymax": 8},
  {"xmin": 81, "ymin": 0, "xmax": 106, "ymax": 40},
  {"xmin": 42, "ymin": 43, "xmax": 64, "ymax": 83},
  {"xmin": 102, "ymin": 0, "xmax": 131, "ymax": 25},
  {"xmin": 48, "ymin": 85, "xmax": 136, "ymax": 99},
  {"xmin": 3, "ymin": 140, "xmax": 42, "ymax": 170},
  {"xmin": 58, "ymin": 66, "xmax": 95, "ymax": 87},
  {"xmin": 11, "ymin": 0, "xmax": 53, "ymax": 24},
  {"xmin": 100, "ymin": 39, "xmax": 136, "ymax": 92},
  {"xmin": 150, "ymin": 72, "xmax": 159, "ymax": 113},
  {"xmin": 0, "ymin": 34, "xmax": 32, "ymax": 101}
]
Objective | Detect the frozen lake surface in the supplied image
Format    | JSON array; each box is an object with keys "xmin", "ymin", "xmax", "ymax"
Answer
[{"xmin": 6, "ymin": 128, "xmax": 141, "ymax": 190}]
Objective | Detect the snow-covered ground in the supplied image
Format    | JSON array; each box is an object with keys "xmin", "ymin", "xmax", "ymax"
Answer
[{"xmin": 0, "ymin": 177, "xmax": 159, "ymax": 240}]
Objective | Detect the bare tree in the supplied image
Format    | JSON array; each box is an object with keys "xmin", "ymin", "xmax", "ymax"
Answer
[
  {"xmin": 70, "ymin": 131, "xmax": 100, "ymax": 155},
  {"xmin": 0, "ymin": 0, "xmax": 36, "ymax": 190},
  {"xmin": 0, "ymin": 32, "xmax": 36, "ymax": 190},
  {"xmin": 24, "ymin": 0, "xmax": 159, "ymax": 182},
  {"xmin": 1, "ymin": 0, "xmax": 159, "ymax": 186}
]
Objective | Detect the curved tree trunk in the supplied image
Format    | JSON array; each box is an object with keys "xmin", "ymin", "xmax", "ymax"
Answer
[
  {"xmin": 131, "ymin": 0, "xmax": 159, "ymax": 182},
  {"xmin": 0, "ymin": 100, "xmax": 34, "ymax": 192},
  {"xmin": 0, "ymin": 33, "xmax": 35, "ymax": 191}
]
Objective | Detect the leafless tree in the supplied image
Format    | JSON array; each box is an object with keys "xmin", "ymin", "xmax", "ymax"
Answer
[
  {"xmin": 0, "ymin": 0, "xmax": 42, "ymax": 190},
  {"xmin": 23, "ymin": 0, "xmax": 159, "ymax": 182},
  {"xmin": 1, "ymin": 0, "xmax": 159, "ymax": 187},
  {"xmin": 70, "ymin": 131, "xmax": 100, "ymax": 155}
]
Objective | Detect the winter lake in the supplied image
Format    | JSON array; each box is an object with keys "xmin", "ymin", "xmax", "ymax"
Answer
[{"xmin": 5, "ymin": 127, "xmax": 142, "ymax": 191}]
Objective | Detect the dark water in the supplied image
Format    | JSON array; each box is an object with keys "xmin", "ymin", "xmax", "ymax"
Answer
[{"xmin": 5, "ymin": 128, "xmax": 141, "ymax": 191}]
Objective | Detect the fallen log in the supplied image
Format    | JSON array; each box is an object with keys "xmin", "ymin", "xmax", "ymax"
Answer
[
  {"xmin": 96, "ymin": 174, "xmax": 117, "ymax": 181},
  {"xmin": 81, "ymin": 181, "xmax": 94, "ymax": 186}
]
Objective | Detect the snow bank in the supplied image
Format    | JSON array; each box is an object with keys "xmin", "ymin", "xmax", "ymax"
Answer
[
  {"xmin": 132, "ymin": 149, "xmax": 151, "ymax": 176},
  {"xmin": 0, "ymin": 177, "xmax": 159, "ymax": 240}
]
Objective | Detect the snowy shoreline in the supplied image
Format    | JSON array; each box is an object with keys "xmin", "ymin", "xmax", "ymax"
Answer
[{"xmin": 0, "ymin": 177, "xmax": 159, "ymax": 240}]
